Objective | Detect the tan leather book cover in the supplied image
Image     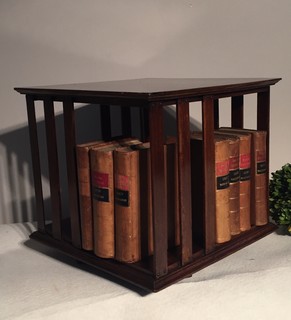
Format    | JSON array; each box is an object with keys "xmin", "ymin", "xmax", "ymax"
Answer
[
  {"xmin": 191, "ymin": 134, "xmax": 231, "ymax": 244},
  {"xmin": 217, "ymin": 134, "xmax": 240, "ymax": 235},
  {"xmin": 114, "ymin": 147, "xmax": 141, "ymax": 263},
  {"xmin": 220, "ymin": 128, "xmax": 267, "ymax": 227},
  {"xmin": 90, "ymin": 144, "xmax": 118, "ymax": 258},
  {"xmin": 76, "ymin": 140, "xmax": 104, "ymax": 250}
]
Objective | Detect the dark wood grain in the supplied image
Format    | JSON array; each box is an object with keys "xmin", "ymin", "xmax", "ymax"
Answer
[
  {"xmin": 43, "ymin": 98, "xmax": 62, "ymax": 240},
  {"xmin": 26, "ymin": 96, "xmax": 45, "ymax": 232},
  {"xmin": 231, "ymin": 95, "xmax": 244, "ymax": 128},
  {"xmin": 15, "ymin": 78, "xmax": 281, "ymax": 102},
  {"xmin": 63, "ymin": 99, "xmax": 82, "ymax": 248},
  {"xmin": 149, "ymin": 102, "xmax": 168, "ymax": 278},
  {"xmin": 202, "ymin": 96, "xmax": 216, "ymax": 254},
  {"xmin": 176, "ymin": 99, "xmax": 193, "ymax": 265}
]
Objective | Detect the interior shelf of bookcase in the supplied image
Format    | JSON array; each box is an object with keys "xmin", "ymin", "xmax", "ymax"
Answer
[{"xmin": 15, "ymin": 78, "xmax": 281, "ymax": 292}]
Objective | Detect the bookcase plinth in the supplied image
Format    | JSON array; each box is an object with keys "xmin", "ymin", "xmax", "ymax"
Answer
[
  {"xmin": 15, "ymin": 78, "xmax": 281, "ymax": 292},
  {"xmin": 30, "ymin": 222, "xmax": 277, "ymax": 292}
]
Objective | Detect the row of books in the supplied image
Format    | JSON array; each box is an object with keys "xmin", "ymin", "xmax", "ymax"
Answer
[
  {"xmin": 76, "ymin": 127, "xmax": 268, "ymax": 263},
  {"xmin": 192, "ymin": 127, "xmax": 268, "ymax": 244},
  {"xmin": 76, "ymin": 137, "xmax": 180, "ymax": 263}
]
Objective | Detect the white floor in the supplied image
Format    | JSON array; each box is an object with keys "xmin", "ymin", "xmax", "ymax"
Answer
[{"xmin": 1, "ymin": 222, "xmax": 290, "ymax": 320}]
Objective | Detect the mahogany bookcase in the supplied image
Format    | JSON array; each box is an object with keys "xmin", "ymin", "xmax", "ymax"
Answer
[{"xmin": 15, "ymin": 78, "xmax": 281, "ymax": 292}]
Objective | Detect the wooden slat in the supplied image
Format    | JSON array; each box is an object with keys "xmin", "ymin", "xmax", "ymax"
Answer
[
  {"xmin": 202, "ymin": 96, "xmax": 216, "ymax": 253},
  {"xmin": 121, "ymin": 107, "xmax": 132, "ymax": 137},
  {"xmin": 231, "ymin": 95, "xmax": 244, "ymax": 129},
  {"xmin": 257, "ymin": 88, "xmax": 271, "ymax": 215},
  {"xmin": 43, "ymin": 98, "xmax": 62, "ymax": 240},
  {"xmin": 100, "ymin": 104, "xmax": 112, "ymax": 140},
  {"xmin": 140, "ymin": 107, "xmax": 149, "ymax": 141},
  {"xmin": 176, "ymin": 99, "xmax": 193, "ymax": 265},
  {"xmin": 149, "ymin": 102, "xmax": 168, "ymax": 277},
  {"xmin": 214, "ymin": 99, "xmax": 219, "ymax": 129},
  {"xmin": 63, "ymin": 99, "xmax": 82, "ymax": 248},
  {"xmin": 26, "ymin": 96, "xmax": 45, "ymax": 232}
]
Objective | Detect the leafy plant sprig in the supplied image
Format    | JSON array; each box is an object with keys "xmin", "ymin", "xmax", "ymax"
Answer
[{"xmin": 269, "ymin": 163, "xmax": 291, "ymax": 235}]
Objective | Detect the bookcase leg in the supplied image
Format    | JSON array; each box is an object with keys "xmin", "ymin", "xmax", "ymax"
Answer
[
  {"xmin": 26, "ymin": 95, "xmax": 45, "ymax": 233},
  {"xmin": 63, "ymin": 99, "xmax": 82, "ymax": 249},
  {"xmin": 176, "ymin": 99, "xmax": 193, "ymax": 265},
  {"xmin": 149, "ymin": 103, "xmax": 168, "ymax": 278},
  {"xmin": 43, "ymin": 98, "xmax": 62, "ymax": 240},
  {"xmin": 202, "ymin": 97, "xmax": 216, "ymax": 253},
  {"xmin": 231, "ymin": 95, "xmax": 244, "ymax": 129}
]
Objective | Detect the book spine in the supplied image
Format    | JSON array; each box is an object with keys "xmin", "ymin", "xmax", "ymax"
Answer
[
  {"xmin": 215, "ymin": 140, "xmax": 231, "ymax": 243},
  {"xmin": 239, "ymin": 138, "xmax": 251, "ymax": 231},
  {"xmin": 254, "ymin": 131, "xmax": 268, "ymax": 225},
  {"xmin": 114, "ymin": 150, "xmax": 141, "ymax": 263},
  {"xmin": 228, "ymin": 139, "xmax": 240, "ymax": 235},
  {"xmin": 76, "ymin": 146, "xmax": 94, "ymax": 250},
  {"xmin": 90, "ymin": 148, "xmax": 115, "ymax": 258}
]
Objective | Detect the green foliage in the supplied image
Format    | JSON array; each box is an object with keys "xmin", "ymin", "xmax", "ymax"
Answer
[{"xmin": 269, "ymin": 163, "xmax": 291, "ymax": 235}]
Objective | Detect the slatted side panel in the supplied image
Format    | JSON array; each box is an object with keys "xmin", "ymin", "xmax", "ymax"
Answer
[
  {"xmin": 43, "ymin": 98, "xmax": 62, "ymax": 240},
  {"xmin": 121, "ymin": 107, "xmax": 132, "ymax": 137},
  {"xmin": 26, "ymin": 95, "xmax": 45, "ymax": 232},
  {"xmin": 63, "ymin": 99, "xmax": 82, "ymax": 248},
  {"xmin": 100, "ymin": 105, "xmax": 112, "ymax": 140}
]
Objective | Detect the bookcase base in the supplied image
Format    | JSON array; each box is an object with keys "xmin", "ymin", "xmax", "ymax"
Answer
[{"xmin": 30, "ymin": 222, "xmax": 277, "ymax": 292}]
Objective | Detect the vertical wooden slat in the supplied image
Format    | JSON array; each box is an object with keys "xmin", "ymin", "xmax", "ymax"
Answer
[
  {"xmin": 63, "ymin": 98, "xmax": 82, "ymax": 248},
  {"xmin": 176, "ymin": 99, "xmax": 193, "ymax": 265},
  {"xmin": 26, "ymin": 95, "xmax": 45, "ymax": 232},
  {"xmin": 140, "ymin": 107, "xmax": 149, "ymax": 141},
  {"xmin": 214, "ymin": 99, "xmax": 219, "ymax": 129},
  {"xmin": 202, "ymin": 96, "xmax": 216, "ymax": 253},
  {"xmin": 121, "ymin": 107, "xmax": 132, "ymax": 137},
  {"xmin": 43, "ymin": 98, "xmax": 62, "ymax": 240},
  {"xmin": 100, "ymin": 105, "xmax": 112, "ymax": 140},
  {"xmin": 231, "ymin": 95, "xmax": 244, "ymax": 129},
  {"xmin": 149, "ymin": 102, "xmax": 168, "ymax": 278},
  {"xmin": 257, "ymin": 88, "xmax": 270, "ymax": 216}
]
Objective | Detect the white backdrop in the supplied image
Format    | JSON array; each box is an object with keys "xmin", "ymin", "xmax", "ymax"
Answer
[{"xmin": 1, "ymin": 0, "xmax": 290, "ymax": 223}]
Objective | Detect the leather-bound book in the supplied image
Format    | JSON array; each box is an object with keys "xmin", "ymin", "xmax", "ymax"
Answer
[
  {"xmin": 216, "ymin": 133, "xmax": 240, "ymax": 235},
  {"xmin": 114, "ymin": 146, "xmax": 141, "ymax": 263},
  {"xmin": 76, "ymin": 140, "xmax": 104, "ymax": 250},
  {"xmin": 191, "ymin": 133, "xmax": 231, "ymax": 244},
  {"xmin": 90, "ymin": 143, "xmax": 119, "ymax": 258},
  {"xmin": 219, "ymin": 129, "xmax": 252, "ymax": 231},
  {"xmin": 220, "ymin": 128, "xmax": 267, "ymax": 227}
]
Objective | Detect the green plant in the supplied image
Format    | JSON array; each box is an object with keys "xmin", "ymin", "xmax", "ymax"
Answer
[{"xmin": 269, "ymin": 163, "xmax": 291, "ymax": 235}]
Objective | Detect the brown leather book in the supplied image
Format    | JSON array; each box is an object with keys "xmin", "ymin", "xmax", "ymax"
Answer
[
  {"xmin": 220, "ymin": 128, "xmax": 267, "ymax": 227},
  {"xmin": 114, "ymin": 146, "xmax": 141, "ymax": 263},
  {"xmin": 191, "ymin": 133, "xmax": 231, "ymax": 244},
  {"xmin": 90, "ymin": 144, "xmax": 118, "ymax": 258},
  {"xmin": 219, "ymin": 129, "xmax": 252, "ymax": 231},
  {"xmin": 76, "ymin": 140, "xmax": 104, "ymax": 250},
  {"xmin": 215, "ymin": 133, "xmax": 240, "ymax": 235}
]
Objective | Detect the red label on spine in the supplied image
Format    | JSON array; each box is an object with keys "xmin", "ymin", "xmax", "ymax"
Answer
[
  {"xmin": 257, "ymin": 150, "xmax": 266, "ymax": 162},
  {"xmin": 216, "ymin": 160, "xmax": 229, "ymax": 177},
  {"xmin": 229, "ymin": 156, "xmax": 239, "ymax": 170},
  {"xmin": 240, "ymin": 154, "xmax": 250, "ymax": 169},
  {"xmin": 92, "ymin": 172, "xmax": 109, "ymax": 188},
  {"xmin": 116, "ymin": 174, "xmax": 129, "ymax": 191}
]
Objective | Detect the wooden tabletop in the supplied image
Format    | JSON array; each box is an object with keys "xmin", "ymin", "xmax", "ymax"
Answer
[{"xmin": 15, "ymin": 78, "xmax": 281, "ymax": 101}]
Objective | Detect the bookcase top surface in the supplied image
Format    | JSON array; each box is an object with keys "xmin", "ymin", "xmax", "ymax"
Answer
[{"xmin": 15, "ymin": 78, "xmax": 281, "ymax": 101}]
